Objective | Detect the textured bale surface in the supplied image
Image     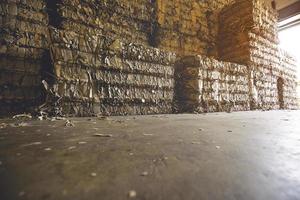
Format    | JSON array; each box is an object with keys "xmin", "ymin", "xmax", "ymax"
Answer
[
  {"xmin": 49, "ymin": 28, "xmax": 176, "ymax": 116},
  {"xmin": 155, "ymin": 0, "xmax": 234, "ymax": 56},
  {"xmin": 175, "ymin": 55, "xmax": 250, "ymax": 113},
  {"xmin": 0, "ymin": 0, "xmax": 49, "ymax": 114},
  {"xmin": 218, "ymin": 0, "xmax": 298, "ymax": 110},
  {"xmin": 0, "ymin": 0, "xmax": 298, "ymax": 116}
]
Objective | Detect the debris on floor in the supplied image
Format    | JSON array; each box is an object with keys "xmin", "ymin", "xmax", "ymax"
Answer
[
  {"xmin": 22, "ymin": 142, "xmax": 42, "ymax": 147},
  {"xmin": 143, "ymin": 134, "xmax": 154, "ymax": 136},
  {"xmin": 13, "ymin": 114, "xmax": 32, "ymax": 120},
  {"xmin": 78, "ymin": 141, "xmax": 87, "ymax": 145},
  {"xmin": 114, "ymin": 120, "xmax": 125, "ymax": 124},
  {"xmin": 97, "ymin": 116, "xmax": 108, "ymax": 120},
  {"xmin": 52, "ymin": 117, "xmax": 66, "ymax": 121},
  {"xmin": 68, "ymin": 146, "xmax": 77, "ymax": 150},
  {"xmin": 65, "ymin": 120, "xmax": 75, "ymax": 127},
  {"xmin": 128, "ymin": 190, "xmax": 137, "ymax": 198},
  {"xmin": 141, "ymin": 171, "xmax": 149, "ymax": 176},
  {"xmin": 18, "ymin": 191, "xmax": 25, "ymax": 197},
  {"xmin": 192, "ymin": 141, "xmax": 201, "ymax": 145},
  {"xmin": 44, "ymin": 148, "xmax": 52, "ymax": 151},
  {"xmin": 93, "ymin": 134, "xmax": 113, "ymax": 138},
  {"xmin": 90, "ymin": 172, "xmax": 97, "ymax": 177},
  {"xmin": 37, "ymin": 111, "xmax": 48, "ymax": 121},
  {"xmin": 0, "ymin": 123, "xmax": 8, "ymax": 129}
]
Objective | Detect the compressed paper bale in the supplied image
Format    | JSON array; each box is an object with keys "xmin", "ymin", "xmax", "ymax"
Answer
[
  {"xmin": 57, "ymin": 0, "xmax": 152, "ymax": 45},
  {"xmin": 0, "ymin": 0, "xmax": 49, "ymax": 112},
  {"xmin": 155, "ymin": 0, "xmax": 234, "ymax": 56},
  {"xmin": 47, "ymin": 8, "xmax": 177, "ymax": 116},
  {"xmin": 175, "ymin": 55, "xmax": 251, "ymax": 113},
  {"xmin": 1, "ymin": 0, "xmax": 298, "ymax": 115}
]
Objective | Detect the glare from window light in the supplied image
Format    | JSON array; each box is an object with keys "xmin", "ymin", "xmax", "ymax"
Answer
[
  {"xmin": 279, "ymin": 24, "xmax": 300, "ymax": 99},
  {"xmin": 279, "ymin": 24, "xmax": 300, "ymax": 77}
]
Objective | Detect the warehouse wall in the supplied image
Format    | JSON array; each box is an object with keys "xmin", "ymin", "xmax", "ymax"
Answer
[
  {"xmin": 48, "ymin": 0, "xmax": 177, "ymax": 116},
  {"xmin": 49, "ymin": 29, "xmax": 176, "ymax": 116},
  {"xmin": 0, "ymin": 0, "xmax": 177, "ymax": 116},
  {"xmin": 218, "ymin": 0, "xmax": 298, "ymax": 110},
  {"xmin": 155, "ymin": 0, "xmax": 234, "ymax": 57},
  {"xmin": 0, "ymin": 0, "xmax": 237, "ymax": 116},
  {"xmin": 53, "ymin": 0, "xmax": 153, "ymax": 45},
  {"xmin": 174, "ymin": 55, "xmax": 251, "ymax": 113},
  {"xmin": 0, "ymin": 0, "xmax": 298, "ymax": 116},
  {"xmin": 0, "ymin": 0, "xmax": 50, "ymax": 115}
]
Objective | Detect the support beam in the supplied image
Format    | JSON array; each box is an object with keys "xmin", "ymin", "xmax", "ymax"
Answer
[{"xmin": 279, "ymin": 1, "xmax": 300, "ymax": 22}]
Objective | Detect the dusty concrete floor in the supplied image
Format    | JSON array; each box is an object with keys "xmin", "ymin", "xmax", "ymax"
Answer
[{"xmin": 0, "ymin": 111, "xmax": 300, "ymax": 200}]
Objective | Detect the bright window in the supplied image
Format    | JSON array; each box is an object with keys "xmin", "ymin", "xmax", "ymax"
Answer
[
  {"xmin": 279, "ymin": 23, "xmax": 300, "ymax": 100},
  {"xmin": 279, "ymin": 24, "xmax": 300, "ymax": 77}
]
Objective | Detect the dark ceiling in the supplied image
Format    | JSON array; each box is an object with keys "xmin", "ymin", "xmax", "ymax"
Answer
[{"xmin": 276, "ymin": 0, "xmax": 299, "ymax": 10}]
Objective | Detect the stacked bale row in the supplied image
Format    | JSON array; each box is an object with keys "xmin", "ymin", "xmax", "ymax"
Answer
[
  {"xmin": 49, "ymin": 28, "xmax": 176, "ymax": 116},
  {"xmin": 248, "ymin": 1, "xmax": 297, "ymax": 109},
  {"xmin": 155, "ymin": 0, "xmax": 234, "ymax": 57},
  {"xmin": 175, "ymin": 55, "xmax": 250, "ymax": 113},
  {"xmin": 206, "ymin": 0, "xmax": 235, "ymax": 57},
  {"xmin": 248, "ymin": 1, "xmax": 295, "ymax": 109},
  {"xmin": 218, "ymin": 0, "xmax": 298, "ymax": 110},
  {"xmin": 45, "ymin": 0, "xmax": 176, "ymax": 116},
  {"xmin": 277, "ymin": 50, "xmax": 298, "ymax": 109},
  {"xmin": 248, "ymin": 33, "xmax": 281, "ymax": 109},
  {"xmin": 218, "ymin": 0, "xmax": 253, "ymax": 64},
  {"xmin": 0, "ymin": 0, "xmax": 297, "ymax": 116},
  {"xmin": 57, "ymin": 0, "xmax": 152, "ymax": 45},
  {"xmin": 156, "ymin": 0, "xmax": 210, "ymax": 56},
  {"xmin": 0, "ymin": 0, "xmax": 49, "ymax": 114},
  {"xmin": 219, "ymin": 0, "xmax": 279, "ymax": 65}
]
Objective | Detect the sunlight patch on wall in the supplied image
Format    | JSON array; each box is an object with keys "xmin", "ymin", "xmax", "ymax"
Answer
[
  {"xmin": 279, "ymin": 24, "xmax": 300, "ymax": 102},
  {"xmin": 279, "ymin": 24, "xmax": 300, "ymax": 77}
]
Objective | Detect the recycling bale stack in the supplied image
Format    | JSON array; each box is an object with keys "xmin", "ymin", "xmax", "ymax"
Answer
[
  {"xmin": 276, "ymin": 50, "xmax": 298, "ymax": 109},
  {"xmin": 49, "ymin": 28, "xmax": 176, "ymax": 116},
  {"xmin": 245, "ymin": 0, "xmax": 297, "ymax": 109},
  {"xmin": 0, "ymin": 0, "xmax": 298, "ymax": 116},
  {"xmin": 155, "ymin": 0, "xmax": 210, "ymax": 56},
  {"xmin": 155, "ymin": 0, "xmax": 234, "ymax": 57},
  {"xmin": 0, "ymin": 0, "xmax": 49, "ymax": 115},
  {"xmin": 57, "ymin": 0, "xmax": 152, "ymax": 45},
  {"xmin": 248, "ymin": 0, "xmax": 280, "ymax": 109},
  {"xmin": 206, "ymin": 0, "xmax": 235, "ymax": 57},
  {"xmin": 175, "ymin": 55, "xmax": 250, "ymax": 113},
  {"xmin": 218, "ymin": 0, "xmax": 298, "ymax": 110},
  {"xmin": 218, "ymin": 0, "xmax": 253, "ymax": 64},
  {"xmin": 45, "ymin": 0, "xmax": 176, "ymax": 116}
]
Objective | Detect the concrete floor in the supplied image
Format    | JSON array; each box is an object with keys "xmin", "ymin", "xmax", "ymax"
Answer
[{"xmin": 0, "ymin": 111, "xmax": 300, "ymax": 200}]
